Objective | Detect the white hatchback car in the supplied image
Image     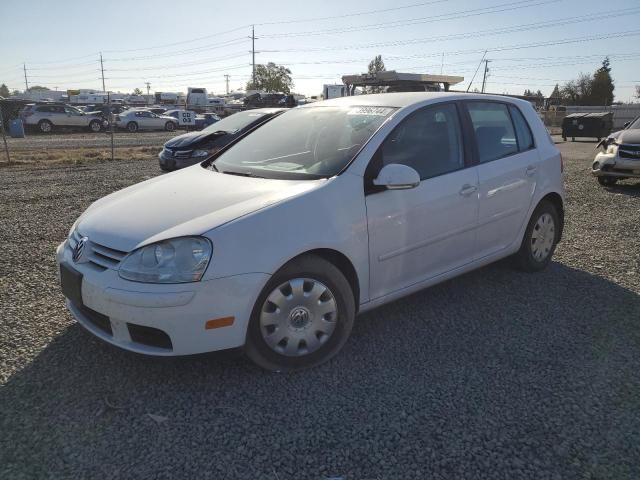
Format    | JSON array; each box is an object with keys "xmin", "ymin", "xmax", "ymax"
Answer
[{"xmin": 57, "ymin": 93, "xmax": 565, "ymax": 371}]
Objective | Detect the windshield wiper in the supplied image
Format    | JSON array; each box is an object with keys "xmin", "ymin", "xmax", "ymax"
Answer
[
  {"xmin": 209, "ymin": 163, "xmax": 219, "ymax": 172},
  {"xmin": 221, "ymin": 170, "xmax": 264, "ymax": 178}
]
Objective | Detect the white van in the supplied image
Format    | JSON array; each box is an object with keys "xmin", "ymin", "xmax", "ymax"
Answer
[{"xmin": 187, "ymin": 88, "xmax": 208, "ymax": 109}]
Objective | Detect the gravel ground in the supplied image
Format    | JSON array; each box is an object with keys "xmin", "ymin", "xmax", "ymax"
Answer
[
  {"xmin": 1, "ymin": 137, "xmax": 639, "ymax": 479},
  {"xmin": 5, "ymin": 131, "xmax": 177, "ymax": 150}
]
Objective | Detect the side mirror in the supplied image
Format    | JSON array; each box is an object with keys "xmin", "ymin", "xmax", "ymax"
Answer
[
  {"xmin": 623, "ymin": 122, "xmax": 630, "ymax": 129},
  {"xmin": 373, "ymin": 164, "xmax": 420, "ymax": 190}
]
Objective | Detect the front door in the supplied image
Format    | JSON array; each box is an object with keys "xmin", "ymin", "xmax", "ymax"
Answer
[{"xmin": 365, "ymin": 102, "xmax": 480, "ymax": 300}]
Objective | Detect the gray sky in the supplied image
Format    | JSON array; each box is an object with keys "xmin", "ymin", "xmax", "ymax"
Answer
[{"xmin": 1, "ymin": 0, "xmax": 638, "ymax": 100}]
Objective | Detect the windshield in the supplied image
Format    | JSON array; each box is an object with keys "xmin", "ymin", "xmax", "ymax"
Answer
[
  {"xmin": 628, "ymin": 117, "xmax": 640, "ymax": 130},
  {"xmin": 202, "ymin": 110, "xmax": 272, "ymax": 134},
  {"xmin": 212, "ymin": 106, "xmax": 395, "ymax": 179}
]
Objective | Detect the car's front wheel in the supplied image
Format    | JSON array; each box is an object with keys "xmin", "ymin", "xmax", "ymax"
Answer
[
  {"xmin": 597, "ymin": 176, "xmax": 618, "ymax": 186},
  {"xmin": 513, "ymin": 200, "xmax": 560, "ymax": 272},
  {"xmin": 165, "ymin": 121, "xmax": 176, "ymax": 132},
  {"xmin": 245, "ymin": 255, "xmax": 355, "ymax": 371},
  {"xmin": 127, "ymin": 121, "xmax": 138, "ymax": 133}
]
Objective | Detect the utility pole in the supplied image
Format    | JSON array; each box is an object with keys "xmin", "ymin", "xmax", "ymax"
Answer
[
  {"xmin": 100, "ymin": 53, "xmax": 106, "ymax": 92},
  {"xmin": 23, "ymin": 64, "xmax": 29, "ymax": 92},
  {"xmin": 466, "ymin": 50, "xmax": 487, "ymax": 93},
  {"xmin": 0, "ymin": 105, "xmax": 11, "ymax": 164},
  {"xmin": 224, "ymin": 74, "xmax": 230, "ymax": 94},
  {"xmin": 250, "ymin": 25, "xmax": 256, "ymax": 87},
  {"xmin": 481, "ymin": 59, "xmax": 491, "ymax": 94}
]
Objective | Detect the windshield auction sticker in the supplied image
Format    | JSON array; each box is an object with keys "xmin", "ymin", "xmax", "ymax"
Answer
[{"xmin": 348, "ymin": 107, "xmax": 393, "ymax": 116}]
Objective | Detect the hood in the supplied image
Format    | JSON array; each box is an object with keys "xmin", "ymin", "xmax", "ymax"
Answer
[
  {"xmin": 615, "ymin": 129, "xmax": 640, "ymax": 145},
  {"xmin": 77, "ymin": 166, "xmax": 324, "ymax": 252},
  {"xmin": 164, "ymin": 130, "xmax": 226, "ymax": 149}
]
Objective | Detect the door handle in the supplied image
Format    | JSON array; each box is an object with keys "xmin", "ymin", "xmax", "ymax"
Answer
[
  {"xmin": 459, "ymin": 184, "xmax": 478, "ymax": 197},
  {"xmin": 526, "ymin": 165, "xmax": 538, "ymax": 176}
]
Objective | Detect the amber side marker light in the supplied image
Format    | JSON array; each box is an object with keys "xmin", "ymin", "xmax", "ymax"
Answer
[{"xmin": 205, "ymin": 316, "xmax": 235, "ymax": 330}]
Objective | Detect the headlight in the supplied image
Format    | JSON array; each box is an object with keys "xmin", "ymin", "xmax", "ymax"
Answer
[
  {"xmin": 606, "ymin": 143, "xmax": 618, "ymax": 154},
  {"xmin": 191, "ymin": 149, "xmax": 211, "ymax": 158},
  {"xmin": 119, "ymin": 237, "xmax": 212, "ymax": 283}
]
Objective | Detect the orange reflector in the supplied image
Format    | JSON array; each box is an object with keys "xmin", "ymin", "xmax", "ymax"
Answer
[{"xmin": 205, "ymin": 316, "xmax": 235, "ymax": 330}]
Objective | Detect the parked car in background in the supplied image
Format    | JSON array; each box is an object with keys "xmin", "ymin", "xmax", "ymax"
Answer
[
  {"xmin": 158, "ymin": 108, "xmax": 285, "ymax": 171},
  {"xmin": 145, "ymin": 107, "xmax": 168, "ymax": 115},
  {"xmin": 20, "ymin": 103, "xmax": 106, "ymax": 133},
  {"xmin": 195, "ymin": 112, "xmax": 221, "ymax": 130},
  {"xmin": 592, "ymin": 115, "xmax": 640, "ymax": 186},
  {"xmin": 58, "ymin": 93, "xmax": 565, "ymax": 371},
  {"xmin": 114, "ymin": 109, "xmax": 178, "ymax": 132}
]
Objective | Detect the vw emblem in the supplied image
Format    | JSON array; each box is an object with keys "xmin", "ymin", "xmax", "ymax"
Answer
[{"xmin": 72, "ymin": 236, "xmax": 89, "ymax": 263}]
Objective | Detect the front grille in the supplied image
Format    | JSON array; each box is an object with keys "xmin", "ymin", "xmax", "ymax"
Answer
[
  {"xmin": 618, "ymin": 144, "xmax": 640, "ymax": 160},
  {"xmin": 68, "ymin": 229, "xmax": 128, "ymax": 271},
  {"xmin": 127, "ymin": 324, "xmax": 173, "ymax": 350},
  {"xmin": 171, "ymin": 149, "xmax": 193, "ymax": 159}
]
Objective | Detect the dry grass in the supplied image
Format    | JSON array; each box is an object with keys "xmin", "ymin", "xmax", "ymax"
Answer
[{"xmin": 0, "ymin": 146, "xmax": 162, "ymax": 167}]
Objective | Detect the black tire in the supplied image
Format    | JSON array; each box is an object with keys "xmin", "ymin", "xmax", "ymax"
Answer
[
  {"xmin": 89, "ymin": 119, "xmax": 102, "ymax": 132},
  {"xmin": 597, "ymin": 176, "xmax": 617, "ymax": 186},
  {"xmin": 38, "ymin": 119, "xmax": 53, "ymax": 134},
  {"xmin": 165, "ymin": 121, "xmax": 176, "ymax": 132},
  {"xmin": 513, "ymin": 200, "xmax": 560, "ymax": 272},
  {"xmin": 572, "ymin": 137, "xmax": 575, "ymax": 142},
  {"xmin": 126, "ymin": 121, "xmax": 138, "ymax": 133},
  {"xmin": 562, "ymin": 136, "xmax": 567, "ymax": 141},
  {"xmin": 245, "ymin": 255, "xmax": 355, "ymax": 372}
]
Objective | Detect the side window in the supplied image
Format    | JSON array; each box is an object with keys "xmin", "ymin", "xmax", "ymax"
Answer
[
  {"xmin": 54, "ymin": 106, "xmax": 66, "ymax": 114},
  {"xmin": 509, "ymin": 105, "xmax": 534, "ymax": 151},
  {"xmin": 379, "ymin": 103, "xmax": 464, "ymax": 180},
  {"xmin": 36, "ymin": 106, "xmax": 50, "ymax": 113},
  {"xmin": 64, "ymin": 107, "xmax": 77, "ymax": 115},
  {"xmin": 467, "ymin": 102, "xmax": 518, "ymax": 163}
]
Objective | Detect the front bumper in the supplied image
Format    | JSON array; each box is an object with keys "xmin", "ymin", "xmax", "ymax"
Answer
[
  {"xmin": 592, "ymin": 151, "xmax": 640, "ymax": 178},
  {"xmin": 158, "ymin": 148, "xmax": 201, "ymax": 170},
  {"xmin": 56, "ymin": 241, "xmax": 269, "ymax": 356}
]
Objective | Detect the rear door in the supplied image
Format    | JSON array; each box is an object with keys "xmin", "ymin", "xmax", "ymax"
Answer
[
  {"xmin": 465, "ymin": 101, "xmax": 539, "ymax": 259},
  {"xmin": 365, "ymin": 102, "xmax": 480, "ymax": 299}
]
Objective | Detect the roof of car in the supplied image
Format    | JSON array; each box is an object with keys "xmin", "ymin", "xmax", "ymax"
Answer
[{"xmin": 301, "ymin": 92, "xmax": 530, "ymax": 109}]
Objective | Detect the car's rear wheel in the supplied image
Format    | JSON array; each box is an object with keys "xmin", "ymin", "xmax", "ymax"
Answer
[
  {"xmin": 597, "ymin": 176, "xmax": 618, "ymax": 186},
  {"xmin": 165, "ymin": 121, "xmax": 176, "ymax": 132},
  {"xmin": 513, "ymin": 200, "xmax": 559, "ymax": 272},
  {"xmin": 89, "ymin": 119, "xmax": 102, "ymax": 132},
  {"xmin": 245, "ymin": 255, "xmax": 355, "ymax": 371},
  {"xmin": 127, "ymin": 121, "xmax": 138, "ymax": 133},
  {"xmin": 38, "ymin": 119, "xmax": 53, "ymax": 133}
]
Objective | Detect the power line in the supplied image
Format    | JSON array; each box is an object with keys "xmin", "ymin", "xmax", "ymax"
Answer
[
  {"xmin": 256, "ymin": 0, "xmax": 449, "ymax": 26},
  {"xmin": 264, "ymin": 12, "xmax": 640, "ymax": 53},
  {"xmin": 262, "ymin": 0, "xmax": 561, "ymax": 38}
]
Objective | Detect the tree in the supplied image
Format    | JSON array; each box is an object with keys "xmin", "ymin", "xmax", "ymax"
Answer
[
  {"xmin": 28, "ymin": 85, "xmax": 50, "ymax": 92},
  {"xmin": 366, "ymin": 55, "xmax": 386, "ymax": 93},
  {"xmin": 590, "ymin": 57, "xmax": 614, "ymax": 106},
  {"xmin": 132, "ymin": 88, "xmax": 143, "ymax": 95},
  {"xmin": 560, "ymin": 73, "xmax": 593, "ymax": 106},
  {"xmin": 0, "ymin": 84, "xmax": 9, "ymax": 97},
  {"xmin": 246, "ymin": 62, "xmax": 293, "ymax": 93}
]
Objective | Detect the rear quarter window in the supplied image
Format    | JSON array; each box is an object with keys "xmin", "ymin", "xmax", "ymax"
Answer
[{"xmin": 509, "ymin": 105, "xmax": 534, "ymax": 151}]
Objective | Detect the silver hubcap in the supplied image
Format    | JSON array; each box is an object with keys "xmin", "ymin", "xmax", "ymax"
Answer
[
  {"xmin": 91, "ymin": 122, "xmax": 100, "ymax": 131},
  {"xmin": 531, "ymin": 213, "xmax": 555, "ymax": 262},
  {"xmin": 41, "ymin": 122, "xmax": 51, "ymax": 132},
  {"xmin": 260, "ymin": 278, "xmax": 338, "ymax": 357}
]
